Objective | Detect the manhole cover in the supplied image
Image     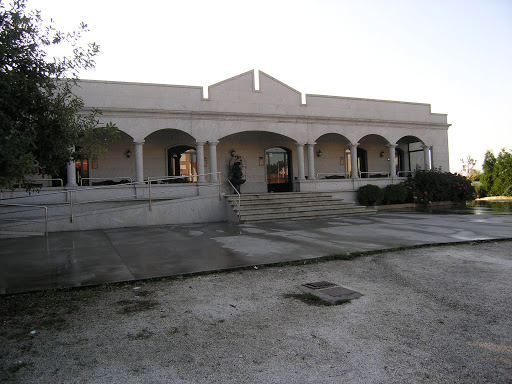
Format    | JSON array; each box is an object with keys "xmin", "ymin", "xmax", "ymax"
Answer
[
  {"xmin": 297, "ymin": 282, "xmax": 363, "ymax": 305},
  {"xmin": 302, "ymin": 281, "xmax": 337, "ymax": 290},
  {"xmin": 321, "ymin": 286, "xmax": 356, "ymax": 297}
]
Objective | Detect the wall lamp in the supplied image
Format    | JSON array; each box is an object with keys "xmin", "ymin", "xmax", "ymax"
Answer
[
  {"xmin": 380, "ymin": 150, "xmax": 385, "ymax": 157},
  {"xmin": 317, "ymin": 149, "xmax": 322, "ymax": 157},
  {"xmin": 125, "ymin": 150, "xmax": 132, "ymax": 158}
]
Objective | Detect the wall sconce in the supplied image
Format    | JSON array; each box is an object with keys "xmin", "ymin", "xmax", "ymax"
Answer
[
  {"xmin": 380, "ymin": 150, "xmax": 385, "ymax": 158},
  {"xmin": 259, "ymin": 157, "xmax": 264, "ymax": 166},
  {"xmin": 317, "ymin": 150, "xmax": 322, "ymax": 157},
  {"xmin": 125, "ymin": 150, "xmax": 132, "ymax": 158},
  {"xmin": 230, "ymin": 150, "xmax": 236, "ymax": 157}
]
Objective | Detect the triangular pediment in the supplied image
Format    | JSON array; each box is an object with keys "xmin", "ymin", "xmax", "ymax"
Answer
[
  {"xmin": 207, "ymin": 70, "xmax": 302, "ymax": 106},
  {"xmin": 208, "ymin": 70, "xmax": 255, "ymax": 94}
]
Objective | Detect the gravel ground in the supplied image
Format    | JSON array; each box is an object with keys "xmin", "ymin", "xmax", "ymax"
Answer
[{"xmin": 1, "ymin": 241, "xmax": 511, "ymax": 383}]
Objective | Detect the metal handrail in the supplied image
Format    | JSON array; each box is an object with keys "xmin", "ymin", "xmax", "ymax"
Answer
[
  {"xmin": 0, "ymin": 203, "xmax": 48, "ymax": 236},
  {"xmin": 25, "ymin": 178, "xmax": 64, "ymax": 187},
  {"xmin": 2, "ymin": 173, "xmax": 229, "ymax": 231},
  {"xmin": 80, "ymin": 177, "xmax": 132, "ymax": 186},
  {"xmin": 221, "ymin": 173, "xmax": 241, "ymax": 222},
  {"xmin": 316, "ymin": 172, "xmax": 348, "ymax": 179},
  {"xmin": 147, "ymin": 173, "xmax": 220, "ymax": 211},
  {"xmin": 359, "ymin": 171, "xmax": 390, "ymax": 178}
]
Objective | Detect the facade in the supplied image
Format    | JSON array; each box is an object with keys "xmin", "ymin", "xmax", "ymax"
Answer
[
  {"xmin": 0, "ymin": 70, "xmax": 451, "ymax": 233},
  {"xmin": 69, "ymin": 70, "xmax": 449, "ymax": 193}
]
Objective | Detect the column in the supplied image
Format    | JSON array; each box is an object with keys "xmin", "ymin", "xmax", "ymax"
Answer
[
  {"xmin": 195, "ymin": 142, "xmax": 206, "ymax": 183},
  {"xmin": 422, "ymin": 145, "xmax": 431, "ymax": 170},
  {"xmin": 306, "ymin": 143, "xmax": 316, "ymax": 180},
  {"xmin": 66, "ymin": 155, "xmax": 77, "ymax": 187},
  {"xmin": 208, "ymin": 141, "xmax": 218, "ymax": 183},
  {"xmin": 387, "ymin": 144, "xmax": 397, "ymax": 178},
  {"xmin": 296, "ymin": 143, "xmax": 306, "ymax": 181},
  {"xmin": 134, "ymin": 140, "xmax": 145, "ymax": 183},
  {"xmin": 350, "ymin": 142, "xmax": 359, "ymax": 179}
]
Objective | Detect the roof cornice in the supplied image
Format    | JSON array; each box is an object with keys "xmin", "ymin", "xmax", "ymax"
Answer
[{"xmin": 84, "ymin": 107, "xmax": 450, "ymax": 129}]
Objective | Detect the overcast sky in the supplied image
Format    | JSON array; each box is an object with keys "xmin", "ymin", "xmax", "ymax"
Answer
[{"xmin": 27, "ymin": 0, "xmax": 512, "ymax": 173}]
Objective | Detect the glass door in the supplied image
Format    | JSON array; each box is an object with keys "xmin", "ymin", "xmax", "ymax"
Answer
[{"xmin": 266, "ymin": 147, "xmax": 291, "ymax": 192}]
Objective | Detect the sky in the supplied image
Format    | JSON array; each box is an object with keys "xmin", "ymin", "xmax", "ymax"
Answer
[{"xmin": 26, "ymin": 0, "xmax": 512, "ymax": 173}]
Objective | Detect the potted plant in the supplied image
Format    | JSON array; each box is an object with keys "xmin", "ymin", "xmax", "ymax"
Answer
[{"xmin": 229, "ymin": 151, "xmax": 246, "ymax": 193}]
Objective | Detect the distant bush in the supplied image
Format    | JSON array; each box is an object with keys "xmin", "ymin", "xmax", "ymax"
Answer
[
  {"xmin": 357, "ymin": 184, "xmax": 384, "ymax": 206},
  {"xmin": 383, "ymin": 184, "xmax": 408, "ymax": 204},
  {"xmin": 402, "ymin": 168, "xmax": 475, "ymax": 205}
]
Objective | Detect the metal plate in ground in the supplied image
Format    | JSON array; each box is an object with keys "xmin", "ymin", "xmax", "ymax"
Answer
[
  {"xmin": 298, "ymin": 282, "xmax": 363, "ymax": 305},
  {"xmin": 302, "ymin": 281, "xmax": 337, "ymax": 290},
  {"xmin": 320, "ymin": 286, "xmax": 357, "ymax": 297}
]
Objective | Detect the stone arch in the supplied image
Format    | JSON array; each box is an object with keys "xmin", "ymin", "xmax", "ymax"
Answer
[
  {"xmin": 396, "ymin": 135, "xmax": 429, "ymax": 174},
  {"xmin": 217, "ymin": 131, "xmax": 298, "ymax": 193},
  {"xmin": 143, "ymin": 129, "xmax": 198, "ymax": 179},
  {"xmin": 358, "ymin": 134, "xmax": 391, "ymax": 178},
  {"xmin": 314, "ymin": 133, "xmax": 351, "ymax": 179},
  {"xmin": 88, "ymin": 130, "xmax": 137, "ymax": 183},
  {"xmin": 216, "ymin": 127, "xmax": 299, "ymax": 144}
]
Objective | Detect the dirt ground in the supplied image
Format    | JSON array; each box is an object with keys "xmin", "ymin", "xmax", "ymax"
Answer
[{"xmin": 1, "ymin": 241, "xmax": 511, "ymax": 383}]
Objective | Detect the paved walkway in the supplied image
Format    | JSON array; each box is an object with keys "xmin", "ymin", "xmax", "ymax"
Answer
[{"xmin": 1, "ymin": 206, "xmax": 511, "ymax": 294}]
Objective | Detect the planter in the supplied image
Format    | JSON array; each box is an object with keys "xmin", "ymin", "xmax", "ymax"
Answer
[{"xmin": 230, "ymin": 179, "xmax": 246, "ymax": 194}]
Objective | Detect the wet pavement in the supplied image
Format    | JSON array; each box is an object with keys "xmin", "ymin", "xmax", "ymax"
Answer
[{"xmin": 1, "ymin": 207, "xmax": 512, "ymax": 294}]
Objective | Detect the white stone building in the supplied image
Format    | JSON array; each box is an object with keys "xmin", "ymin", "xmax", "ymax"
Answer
[
  {"xmin": 1, "ymin": 70, "xmax": 450, "ymax": 233},
  {"xmin": 74, "ymin": 70, "xmax": 449, "ymax": 191}
]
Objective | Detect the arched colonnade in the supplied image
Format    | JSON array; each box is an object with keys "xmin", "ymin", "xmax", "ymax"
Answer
[{"xmin": 66, "ymin": 125, "xmax": 433, "ymax": 192}]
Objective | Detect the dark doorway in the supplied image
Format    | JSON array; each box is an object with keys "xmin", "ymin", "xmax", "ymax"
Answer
[
  {"xmin": 395, "ymin": 148, "xmax": 405, "ymax": 176},
  {"xmin": 358, "ymin": 148, "xmax": 368, "ymax": 178},
  {"xmin": 167, "ymin": 146, "xmax": 197, "ymax": 182},
  {"xmin": 266, "ymin": 147, "xmax": 292, "ymax": 192}
]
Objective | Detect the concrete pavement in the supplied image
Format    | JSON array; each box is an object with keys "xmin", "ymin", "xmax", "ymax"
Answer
[{"xmin": 1, "ymin": 206, "xmax": 511, "ymax": 294}]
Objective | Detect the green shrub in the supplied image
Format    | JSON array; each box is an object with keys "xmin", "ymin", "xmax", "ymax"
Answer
[
  {"xmin": 403, "ymin": 168, "xmax": 475, "ymax": 205},
  {"xmin": 383, "ymin": 184, "xmax": 408, "ymax": 204},
  {"xmin": 357, "ymin": 184, "xmax": 384, "ymax": 206}
]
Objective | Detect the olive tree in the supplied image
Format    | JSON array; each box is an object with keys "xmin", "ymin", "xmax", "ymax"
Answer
[{"xmin": 0, "ymin": 0, "xmax": 118, "ymax": 190}]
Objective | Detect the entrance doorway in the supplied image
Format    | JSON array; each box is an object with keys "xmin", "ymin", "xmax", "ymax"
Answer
[
  {"xmin": 265, "ymin": 147, "xmax": 292, "ymax": 192},
  {"xmin": 167, "ymin": 146, "xmax": 197, "ymax": 182},
  {"xmin": 345, "ymin": 148, "xmax": 368, "ymax": 178}
]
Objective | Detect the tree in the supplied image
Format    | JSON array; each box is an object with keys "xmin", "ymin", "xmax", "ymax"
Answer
[
  {"xmin": 480, "ymin": 150, "xmax": 496, "ymax": 196},
  {"xmin": 0, "ymin": 0, "xmax": 118, "ymax": 190},
  {"xmin": 489, "ymin": 149, "xmax": 512, "ymax": 196},
  {"xmin": 479, "ymin": 149, "xmax": 512, "ymax": 197},
  {"xmin": 460, "ymin": 155, "xmax": 479, "ymax": 180}
]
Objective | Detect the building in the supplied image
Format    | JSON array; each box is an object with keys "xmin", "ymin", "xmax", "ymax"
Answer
[{"xmin": 1, "ymin": 70, "xmax": 450, "ymax": 233}]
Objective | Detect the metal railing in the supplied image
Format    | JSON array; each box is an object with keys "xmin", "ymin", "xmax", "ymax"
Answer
[
  {"xmin": 27, "ymin": 178, "xmax": 64, "ymax": 187},
  {"xmin": 220, "ymin": 173, "xmax": 241, "ymax": 221},
  {"xmin": 147, "ymin": 173, "xmax": 221, "ymax": 211},
  {"xmin": 359, "ymin": 171, "xmax": 390, "ymax": 178},
  {"xmin": 80, "ymin": 177, "xmax": 132, "ymax": 186},
  {"xmin": 1, "ymin": 172, "xmax": 236, "ymax": 233},
  {"xmin": 316, "ymin": 172, "xmax": 348, "ymax": 179},
  {"xmin": 0, "ymin": 203, "xmax": 48, "ymax": 236}
]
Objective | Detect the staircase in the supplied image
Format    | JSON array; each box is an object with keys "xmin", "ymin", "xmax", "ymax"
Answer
[{"xmin": 226, "ymin": 192, "xmax": 376, "ymax": 223}]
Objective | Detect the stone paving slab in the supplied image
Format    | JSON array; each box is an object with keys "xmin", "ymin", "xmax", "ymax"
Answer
[{"xmin": 1, "ymin": 208, "xmax": 512, "ymax": 294}]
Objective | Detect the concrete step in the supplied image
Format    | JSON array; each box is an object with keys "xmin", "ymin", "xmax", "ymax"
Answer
[
  {"xmin": 227, "ymin": 192, "xmax": 375, "ymax": 223},
  {"xmin": 226, "ymin": 192, "xmax": 335, "ymax": 202},
  {"xmin": 240, "ymin": 208, "xmax": 376, "ymax": 223},
  {"xmin": 237, "ymin": 205, "xmax": 362, "ymax": 216},
  {"xmin": 229, "ymin": 196, "xmax": 343, "ymax": 207},
  {"xmin": 232, "ymin": 200, "xmax": 354, "ymax": 211}
]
